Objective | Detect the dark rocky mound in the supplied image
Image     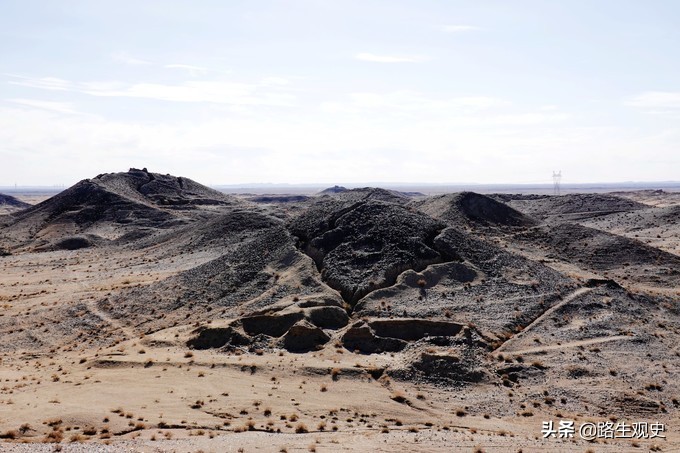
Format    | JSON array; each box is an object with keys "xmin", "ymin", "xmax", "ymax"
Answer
[
  {"xmin": 248, "ymin": 195, "xmax": 311, "ymax": 203},
  {"xmin": 291, "ymin": 197, "xmax": 453, "ymax": 304},
  {"xmin": 352, "ymin": 224, "xmax": 575, "ymax": 339},
  {"xmin": 583, "ymin": 204, "xmax": 680, "ymax": 231},
  {"xmin": 318, "ymin": 185, "xmax": 348, "ymax": 194},
  {"xmin": 397, "ymin": 191, "xmax": 426, "ymax": 198},
  {"xmin": 0, "ymin": 193, "xmax": 30, "ymax": 209},
  {"xmin": 104, "ymin": 208, "xmax": 348, "ymax": 352},
  {"xmin": 2, "ymin": 169, "xmax": 240, "ymax": 248},
  {"xmin": 50, "ymin": 234, "xmax": 105, "ymax": 251},
  {"xmin": 500, "ymin": 193, "xmax": 646, "ymax": 221},
  {"xmin": 415, "ymin": 192, "xmax": 535, "ymax": 227},
  {"xmin": 320, "ymin": 187, "xmax": 410, "ymax": 204},
  {"xmin": 517, "ymin": 222, "xmax": 680, "ymax": 272},
  {"xmin": 91, "ymin": 168, "xmax": 235, "ymax": 208},
  {"xmin": 125, "ymin": 208, "xmax": 280, "ymax": 255},
  {"xmin": 319, "ymin": 186, "xmax": 424, "ymax": 199}
]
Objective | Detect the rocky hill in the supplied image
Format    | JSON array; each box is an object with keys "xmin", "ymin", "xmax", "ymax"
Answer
[
  {"xmin": 0, "ymin": 193, "xmax": 30, "ymax": 209},
  {"xmin": 0, "ymin": 168, "xmax": 240, "ymax": 251}
]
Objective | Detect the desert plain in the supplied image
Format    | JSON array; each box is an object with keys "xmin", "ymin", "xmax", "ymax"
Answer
[{"xmin": 0, "ymin": 169, "xmax": 678, "ymax": 452}]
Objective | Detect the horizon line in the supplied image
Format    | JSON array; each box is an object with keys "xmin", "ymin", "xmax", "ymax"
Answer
[{"xmin": 2, "ymin": 180, "xmax": 680, "ymax": 191}]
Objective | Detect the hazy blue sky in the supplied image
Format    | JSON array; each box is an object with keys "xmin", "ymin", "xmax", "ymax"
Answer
[{"xmin": 1, "ymin": 0, "xmax": 679, "ymax": 185}]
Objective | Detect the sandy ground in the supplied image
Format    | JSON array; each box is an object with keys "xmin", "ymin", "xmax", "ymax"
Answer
[
  {"xmin": 1, "ymin": 189, "xmax": 678, "ymax": 452},
  {"xmin": 0, "ymin": 249, "xmax": 676, "ymax": 452}
]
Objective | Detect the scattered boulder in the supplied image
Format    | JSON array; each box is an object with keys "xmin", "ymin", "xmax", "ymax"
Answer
[
  {"xmin": 187, "ymin": 326, "xmax": 251, "ymax": 350},
  {"xmin": 281, "ymin": 320, "xmax": 330, "ymax": 352},
  {"xmin": 341, "ymin": 321, "xmax": 407, "ymax": 353},
  {"xmin": 240, "ymin": 311, "xmax": 305, "ymax": 337},
  {"xmin": 305, "ymin": 305, "xmax": 350, "ymax": 329}
]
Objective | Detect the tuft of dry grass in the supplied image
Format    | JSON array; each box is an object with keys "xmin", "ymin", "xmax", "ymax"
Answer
[
  {"xmin": 44, "ymin": 430, "xmax": 64, "ymax": 443},
  {"xmin": 390, "ymin": 391, "xmax": 409, "ymax": 404},
  {"xmin": 69, "ymin": 433, "xmax": 85, "ymax": 442},
  {"xmin": 0, "ymin": 430, "xmax": 19, "ymax": 439}
]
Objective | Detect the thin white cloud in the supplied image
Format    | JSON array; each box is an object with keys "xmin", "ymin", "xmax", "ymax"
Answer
[
  {"xmin": 9, "ymin": 76, "xmax": 72, "ymax": 91},
  {"xmin": 441, "ymin": 25, "xmax": 480, "ymax": 33},
  {"xmin": 164, "ymin": 64, "xmax": 209, "ymax": 76},
  {"xmin": 260, "ymin": 76, "xmax": 289, "ymax": 86},
  {"xmin": 6, "ymin": 98, "xmax": 79, "ymax": 114},
  {"xmin": 7, "ymin": 74, "xmax": 295, "ymax": 106},
  {"xmin": 321, "ymin": 91, "xmax": 506, "ymax": 116},
  {"xmin": 626, "ymin": 91, "xmax": 680, "ymax": 109},
  {"xmin": 86, "ymin": 81, "xmax": 295, "ymax": 106},
  {"xmin": 111, "ymin": 51, "xmax": 152, "ymax": 65},
  {"xmin": 355, "ymin": 53, "xmax": 427, "ymax": 63}
]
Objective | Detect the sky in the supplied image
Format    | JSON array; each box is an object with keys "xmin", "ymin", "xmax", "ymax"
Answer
[{"xmin": 1, "ymin": 0, "xmax": 679, "ymax": 186}]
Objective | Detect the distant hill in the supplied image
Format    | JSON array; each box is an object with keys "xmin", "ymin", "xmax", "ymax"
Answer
[
  {"xmin": 1, "ymin": 168, "xmax": 240, "ymax": 250},
  {"xmin": 0, "ymin": 193, "xmax": 30, "ymax": 209},
  {"xmin": 318, "ymin": 185, "xmax": 348, "ymax": 194},
  {"xmin": 318, "ymin": 186, "xmax": 424, "ymax": 198},
  {"xmin": 496, "ymin": 193, "xmax": 646, "ymax": 222},
  {"xmin": 415, "ymin": 192, "xmax": 535, "ymax": 228}
]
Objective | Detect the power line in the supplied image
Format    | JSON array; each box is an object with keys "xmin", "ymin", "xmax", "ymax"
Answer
[{"xmin": 552, "ymin": 170, "xmax": 562, "ymax": 195}]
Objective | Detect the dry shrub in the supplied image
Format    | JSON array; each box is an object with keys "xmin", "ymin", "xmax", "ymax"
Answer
[
  {"xmin": 390, "ymin": 391, "xmax": 408, "ymax": 404},
  {"xmin": 44, "ymin": 430, "xmax": 64, "ymax": 443},
  {"xmin": 0, "ymin": 430, "xmax": 18, "ymax": 439}
]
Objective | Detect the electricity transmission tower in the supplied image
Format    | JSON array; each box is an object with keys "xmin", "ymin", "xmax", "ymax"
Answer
[{"xmin": 552, "ymin": 171, "xmax": 562, "ymax": 195}]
